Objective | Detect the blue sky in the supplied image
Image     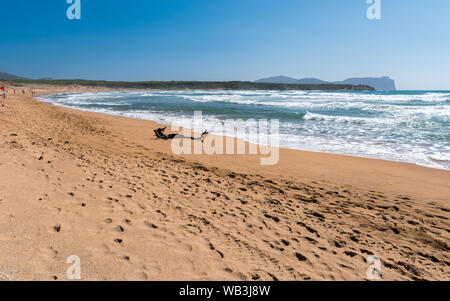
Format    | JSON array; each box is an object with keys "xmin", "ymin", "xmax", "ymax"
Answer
[{"xmin": 1, "ymin": 0, "xmax": 449, "ymax": 89}]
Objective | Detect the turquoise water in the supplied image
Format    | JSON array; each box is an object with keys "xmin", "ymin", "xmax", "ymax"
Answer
[{"xmin": 40, "ymin": 90, "xmax": 450, "ymax": 170}]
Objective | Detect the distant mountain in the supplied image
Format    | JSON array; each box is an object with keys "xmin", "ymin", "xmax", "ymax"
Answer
[
  {"xmin": 297, "ymin": 78, "xmax": 329, "ymax": 85},
  {"xmin": 256, "ymin": 76, "xmax": 396, "ymax": 91},
  {"xmin": 255, "ymin": 75, "xmax": 300, "ymax": 84},
  {"xmin": 333, "ymin": 77, "xmax": 396, "ymax": 91},
  {"xmin": 0, "ymin": 72, "xmax": 28, "ymax": 80}
]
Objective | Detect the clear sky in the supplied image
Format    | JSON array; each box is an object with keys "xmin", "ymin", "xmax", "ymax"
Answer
[{"xmin": 1, "ymin": 0, "xmax": 449, "ymax": 90}]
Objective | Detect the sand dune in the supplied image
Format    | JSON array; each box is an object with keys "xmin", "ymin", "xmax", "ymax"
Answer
[{"xmin": 0, "ymin": 85, "xmax": 448, "ymax": 281}]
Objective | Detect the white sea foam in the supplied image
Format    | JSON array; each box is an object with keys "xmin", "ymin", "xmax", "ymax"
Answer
[{"xmin": 38, "ymin": 90, "xmax": 450, "ymax": 170}]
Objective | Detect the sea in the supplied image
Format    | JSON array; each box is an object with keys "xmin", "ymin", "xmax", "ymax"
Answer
[{"xmin": 39, "ymin": 90, "xmax": 450, "ymax": 170}]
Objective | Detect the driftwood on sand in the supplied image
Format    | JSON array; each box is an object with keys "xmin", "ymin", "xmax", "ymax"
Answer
[{"xmin": 154, "ymin": 127, "xmax": 209, "ymax": 142}]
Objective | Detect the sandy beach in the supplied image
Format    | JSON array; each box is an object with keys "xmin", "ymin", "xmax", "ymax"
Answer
[{"xmin": 0, "ymin": 84, "xmax": 448, "ymax": 281}]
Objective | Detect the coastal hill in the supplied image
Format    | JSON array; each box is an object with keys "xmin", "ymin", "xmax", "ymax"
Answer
[
  {"xmin": 0, "ymin": 72, "xmax": 28, "ymax": 81},
  {"xmin": 256, "ymin": 76, "xmax": 396, "ymax": 91},
  {"xmin": 1, "ymin": 77, "xmax": 375, "ymax": 91}
]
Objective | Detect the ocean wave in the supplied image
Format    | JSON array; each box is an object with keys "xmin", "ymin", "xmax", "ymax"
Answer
[{"xmin": 39, "ymin": 90, "xmax": 450, "ymax": 170}]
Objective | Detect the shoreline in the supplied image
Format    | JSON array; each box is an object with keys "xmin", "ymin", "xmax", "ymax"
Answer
[
  {"xmin": 0, "ymin": 84, "xmax": 449, "ymax": 281},
  {"xmin": 27, "ymin": 88, "xmax": 450, "ymax": 201},
  {"xmin": 36, "ymin": 90, "xmax": 450, "ymax": 172}
]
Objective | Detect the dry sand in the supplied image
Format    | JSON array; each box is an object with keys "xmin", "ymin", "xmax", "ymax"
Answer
[{"xmin": 0, "ymin": 84, "xmax": 449, "ymax": 281}]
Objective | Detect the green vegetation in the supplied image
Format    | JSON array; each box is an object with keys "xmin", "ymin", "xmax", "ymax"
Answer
[{"xmin": 4, "ymin": 79, "xmax": 374, "ymax": 91}]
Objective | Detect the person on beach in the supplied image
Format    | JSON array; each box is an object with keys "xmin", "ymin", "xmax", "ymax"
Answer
[
  {"xmin": 0, "ymin": 86, "xmax": 5, "ymax": 100},
  {"xmin": 154, "ymin": 127, "xmax": 209, "ymax": 142}
]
